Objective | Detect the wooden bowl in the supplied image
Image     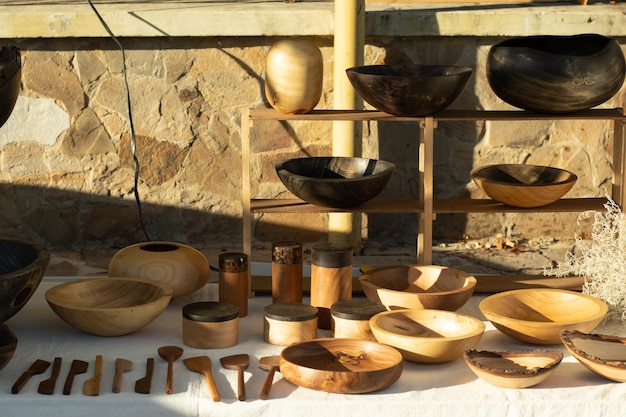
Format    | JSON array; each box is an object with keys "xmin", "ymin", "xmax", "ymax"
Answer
[
  {"xmin": 487, "ymin": 34, "xmax": 625, "ymax": 113},
  {"xmin": 359, "ymin": 265, "xmax": 476, "ymax": 311},
  {"xmin": 346, "ymin": 64, "xmax": 472, "ymax": 116},
  {"xmin": 276, "ymin": 157, "xmax": 395, "ymax": 208},
  {"xmin": 471, "ymin": 164, "xmax": 577, "ymax": 208},
  {"xmin": 45, "ymin": 277, "xmax": 173, "ymax": 336},
  {"xmin": 0, "ymin": 324, "xmax": 17, "ymax": 371},
  {"xmin": 0, "ymin": 238, "xmax": 50, "ymax": 323},
  {"xmin": 463, "ymin": 349, "xmax": 563, "ymax": 388},
  {"xmin": 369, "ymin": 309, "xmax": 485, "ymax": 363},
  {"xmin": 560, "ymin": 330, "xmax": 626, "ymax": 382},
  {"xmin": 479, "ymin": 289, "xmax": 608, "ymax": 345},
  {"xmin": 279, "ymin": 338, "xmax": 403, "ymax": 394}
]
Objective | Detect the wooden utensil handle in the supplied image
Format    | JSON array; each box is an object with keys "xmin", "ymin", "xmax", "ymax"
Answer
[
  {"xmin": 166, "ymin": 359, "xmax": 174, "ymax": 394},
  {"xmin": 237, "ymin": 367, "xmax": 245, "ymax": 401},
  {"xmin": 259, "ymin": 367, "xmax": 277, "ymax": 400},
  {"xmin": 203, "ymin": 372, "xmax": 221, "ymax": 402}
]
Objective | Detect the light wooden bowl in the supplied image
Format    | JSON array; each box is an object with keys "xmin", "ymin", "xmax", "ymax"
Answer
[
  {"xmin": 463, "ymin": 349, "xmax": 563, "ymax": 388},
  {"xmin": 359, "ymin": 265, "xmax": 476, "ymax": 311},
  {"xmin": 560, "ymin": 330, "xmax": 626, "ymax": 382},
  {"xmin": 279, "ymin": 338, "xmax": 403, "ymax": 394},
  {"xmin": 45, "ymin": 277, "xmax": 173, "ymax": 336},
  {"xmin": 479, "ymin": 289, "xmax": 608, "ymax": 345},
  {"xmin": 471, "ymin": 164, "xmax": 577, "ymax": 208},
  {"xmin": 369, "ymin": 309, "xmax": 485, "ymax": 363}
]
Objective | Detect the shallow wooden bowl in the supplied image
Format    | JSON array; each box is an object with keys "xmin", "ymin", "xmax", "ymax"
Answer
[
  {"xmin": 370, "ymin": 309, "xmax": 485, "ymax": 363},
  {"xmin": 471, "ymin": 164, "xmax": 577, "ymax": 208},
  {"xmin": 463, "ymin": 349, "xmax": 563, "ymax": 388},
  {"xmin": 561, "ymin": 330, "xmax": 626, "ymax": 382},
  {"xmin": 279, "ymin": 338, "xmax": 403, "ymax": 394},
  {"xmin": 479, "ymin": 289, "xmax": 607, "ymax": 345},
  {"xmin": 0, "ymin": 323, "xmax": 17, "ymax": 371},
  {"xmin": 45, "ymin": 277, "xmax": 173, "ymax": 336},
  {"xmin": 346, "ymin": 64, "xmax": 472, "ymax": 116},
  {"xmin": 359, "ymin": 265, "xmax": 476, "ymax": 311},
  {"xmin": 276, "ymin": 157, "xmax": 395, "ymax": 208}
]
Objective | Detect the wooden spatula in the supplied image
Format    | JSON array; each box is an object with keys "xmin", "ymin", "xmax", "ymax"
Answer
[
  {"xmin": 83, "ymin": 355, "xmax": 103, "ymax": 396},
  {"xmin": 63, "ymin": 359, "xmax": 88, "ymax": 395},
  {"xmin": 184, "ymin": 356, "xmax": 221, "ymax": 402},
  {"xmin": 112, "ymin": 358, "xmax": 132, "ymax": 393},
  {"xmin": 135, "ymin": 357, "xmax": 154, "ymax": 395},
  {"xmin": 258, "ymin": 355, "xmax": 280, "ymax": 400},
  {"xmin": 11, "ymin": 359, "xmax": 50, "ymax": 394},
  {"xmin": 220, "ymin": 354, "xmax": 249, "ymax": 401},
  {"xmin": 38, "ymin": 357, "xmax": 62, "ymax": 395}
]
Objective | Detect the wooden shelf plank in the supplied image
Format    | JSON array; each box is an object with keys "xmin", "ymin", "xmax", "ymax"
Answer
[
  {"xmin": 250, "ymin": 198, "xmax": 422, "ymax": 213},
  {"xmin": 434, "ymin": 197, "xmax": 607, "ymax": 213}
]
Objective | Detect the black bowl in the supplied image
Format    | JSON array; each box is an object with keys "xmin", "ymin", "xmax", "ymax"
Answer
[
  {"xmin": 487, "ymin": 34, "xmax": 626, "ymax": 113},
  {"xmin": 276, "ymin": 157, "xmax": 395, "ymax": 208},
  {"xmin": 0, "ymin": 46, "xmax": 21, "ymax": 128},
  {"xmin": 0, "ymin": 324, "xmax": 17, "ymax": 371},
  {"xmin": 346, "ymin": 64, "xmax": 473, "ymax": 117},
  {"xmin": 0, "ymin": 239, "xmax": 50, "ymax": 323}
]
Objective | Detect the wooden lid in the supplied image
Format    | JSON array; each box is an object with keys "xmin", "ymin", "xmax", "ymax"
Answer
[
  {"xmin": 219, "ymin": 252, "xmax": 248, "ymax": 272},
  {"xmin": 331, "ymin": 299, "xmax": 386, "ymax": 320},
  {"xmin": 264, "ymin": 302, "xmax": 318, "ymax": 322},
  {"xmin": 312, "ymin": 243, "xmax": 352, "ymax": 268},
  {"xmin": 183, "ymin": 301, "xmax": 239, "ymax": 322},
  {"xmin": 272, "ymin": 241, "xmax": 302, "ymax": 264}
]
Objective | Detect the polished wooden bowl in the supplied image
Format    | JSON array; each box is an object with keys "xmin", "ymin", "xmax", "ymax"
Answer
[
  {"xmin": 0, "ymin": 324, "xmax": 17, "ymax": 371},
  {"xmin": 487, "ymin": 34, "xmax": 625, "ymax": 113},
  {"xmin": 0, "ymin": 46, "xmax": 21, "ymax": 128},
  {"xmin": 276, "ymin": 157, "xmax": 395, "ymax": 208},
  {"xmin": 45, "ymin": 277, "xmax": 173, "ymax": 336},
  {"xmin": 463, "ymin": 349, "xmax": 563, "ymax": 389},
  {"xmin": 346, "ymin": 64, "xmax": 472, "ymax": 116},
  {"xmin": 479, "ymin": 289, "xmax": 608, "ymax": 345},
  {"xmin": 471, "ymin": 164, "xmax": 577, "ymax": 208},
  {"xmin": 369, "ymin": 309, "xmax": 485, "ymax": 363},
  {"xmin": 561, "ymin": 330, "xmax": 626, "ymax": 382},
  {"xmin": 279, "ymin": 338, "xmax": 403, "ymax": 393},
  {"xmin": 0, "ymin": 238, "xmax": 50, "ymax": 323},
  {"xmin": 359, "ymin": 265, "xmax": 476, "ymax": 311}
]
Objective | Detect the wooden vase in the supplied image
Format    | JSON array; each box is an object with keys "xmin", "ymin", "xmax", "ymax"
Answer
[{"xmin": 264, "ymin": 39, "xmax": 323, "ymax": 114}]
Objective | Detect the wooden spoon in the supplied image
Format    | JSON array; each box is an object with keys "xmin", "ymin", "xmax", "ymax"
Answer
[
  {"xmin": 63, "ymin": 359, "xmax": 88, "ymax": 395},
  {"xmin": 112, "ymin": 358, "xmax": 132, "ymax": 393},
  {"xmin": 38, "ymin": 357, "xmax": 62, "ymax": 395},
  {"xmin": 11, "ymin": 359, "xmax": 50, "ymax": 394},
  {"xmin": 83, "ymin": 355, "xmax": 103, "ymax": 396},
  {"xmin": 184, "ymin": 356, "xmax": 221, "ymax": 402},
  {"xmin": 158, "ymin": 346, "xmax": 184, "ymax": 394},
  {"xmin": 220, "ymin": 354, "xmax": 249, "ymax": 401},
  {"xmin": 258, "ymin": 355, "xmax": 281, "ymax": 400}
]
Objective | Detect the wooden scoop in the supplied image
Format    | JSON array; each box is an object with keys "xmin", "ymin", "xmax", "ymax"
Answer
[
  {"xmin": 63, "ymin": 359, "xmax": 88, "ymax": 395},
  {"xmin": 184, "ymin": 356, "xmax": 221, "ymax": 402},
  {"xmin": 220, "ymin": 354, "xmax": 249, "ymax": 401},
  {"xmin": 158, "ymin": 346, "xmax": 184, "ymax": 394},
  {"xmin": 12, "ymin": 359, "xmax": 50, "ymax": 394},
  {"xmin": 83, "ymin": 355, "xmax": 103, "ymax": 396},
  {"xmin": 112, "ymin": 358, "xmax": 132, "ymax": 393},
  {"xmin": 258, "ymin": 355, "xmax": 281, "ymax": 400},
  {"xmin": 38, "ymin": 357, "xmax": 62, "ymax": 395}
]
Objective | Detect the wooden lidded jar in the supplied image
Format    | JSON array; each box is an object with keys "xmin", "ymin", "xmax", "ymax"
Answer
[
  {"xmin": 264, "ymin": 39, "xmax": 323, "ymax": 114},
  {"xmin": 218, "ymin": 252, "xmax": 248, "ymax": 317},
  {"xmin": 263, "ymin": 302, "xmax": 318, "ymax": 346},
  {"xmin": 271, "ymin": 241, "xmax": 303, "ymax": 303},
  {"xmin": 182, "ymin": 302, "xmax": 239, "ymax": 349},
  {"xmin": 331, "ymin": 299, "xmax": 386, "ymax": 341}
]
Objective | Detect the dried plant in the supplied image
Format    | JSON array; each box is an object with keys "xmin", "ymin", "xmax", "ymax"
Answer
[{"xmin": 546, "ymin": 196, "xmax": 626, "ymax": 322}]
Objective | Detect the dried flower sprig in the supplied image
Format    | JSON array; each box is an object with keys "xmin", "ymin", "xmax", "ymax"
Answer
[{"xmin": 546, "ymin": 196, "xmax": 626, "ymax": 323}]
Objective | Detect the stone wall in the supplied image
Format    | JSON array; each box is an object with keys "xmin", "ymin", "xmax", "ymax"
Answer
[{"xmin": 0, "ymin": 35, "xmax": 624, "ymax": 252}]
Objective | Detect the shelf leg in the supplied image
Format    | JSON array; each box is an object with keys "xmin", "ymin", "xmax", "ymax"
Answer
[
  {"xmin": 418, "ymin": 117, "xmax": 435, "ymax": 265},
  {"xmin": 241, "ymin": 108, "xmax": 253, "ymax": 297},
  {"xmin": 612, "ymin": 118, "xmax": 626, "ymax": 208}
]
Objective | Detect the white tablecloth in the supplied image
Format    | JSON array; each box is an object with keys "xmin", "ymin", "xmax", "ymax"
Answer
[{"xmin": 2, "ymin": 277, "xmax": 626, "ymax": 417}]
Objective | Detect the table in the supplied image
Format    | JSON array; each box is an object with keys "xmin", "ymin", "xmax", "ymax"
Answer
[{"xmin": 3, "ymin": 277, "xmax": 626, "ymax": 417}]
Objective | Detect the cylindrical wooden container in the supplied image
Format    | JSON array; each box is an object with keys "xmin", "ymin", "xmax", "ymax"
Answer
[
  {"xmin": 218, "ymin": 252, "xmax": 248, "ymax": 317},
  {"xmin": 263, "ymin": 302, "xmax": 318, "ymax": 346},
  {"xmin": 182, "ymin": 302, "xmax": 239, "ymax": 349},
  {"xmin": 271, "ymin": 241, "xmax": 303, "ymax": 303},
  {"xmin": 331, "ymin": 299, "xmax": 387, "ymax": 340},
  {"xmin": 310, "ymin": 243, "xmax": 352, "ymax": 330}
]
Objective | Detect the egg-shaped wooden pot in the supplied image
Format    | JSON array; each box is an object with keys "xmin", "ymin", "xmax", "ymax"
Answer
[
  {"xmin": 264, "ymin": 39, "xmax": 323, "ymax": 114},
  {"xmin": 487, "ymin": 34, "xmax": 626, "ymax": 113}
]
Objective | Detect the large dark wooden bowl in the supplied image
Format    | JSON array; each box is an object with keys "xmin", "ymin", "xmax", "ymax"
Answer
[
  {"xmin": 0, "ymin": 324, "xmax": 17, "ymax": 371},
  {"xmin": 346, "ymin": 64, "xmax": 472, "ymax": 116},
  {"xmin": 487, "ymin": 34, "xmax": 626, "ymax": 113},
  {"xmin": 0, "ymin": 238, "xmax": 50, "ymax": 323},
  {"xmin": 276, "ymin": 157, "xmax": 395, "ymax": 208},
  {"xmin": 0, "ymin": 46, "xmax": 21, "ymax": 128}
]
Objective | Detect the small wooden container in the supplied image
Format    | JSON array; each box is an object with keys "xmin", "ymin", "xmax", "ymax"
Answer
[
  {"xmin": 183, "ymin": 302, "xmax": 239, "ymax": 349},
  {"xmin": 218, "ymin": 252, "xmax": 248, "ymax": 317},
  {"xmin": 271, "ymin": 241, "xmax": 303, "ymax": 303},
  {"xmin": 331, "ymin": 299, "xmax": 387, "ymax": 341},
  {"xmin": 263, "ymin": 302, "xmax": 318, "ymax": 346}
]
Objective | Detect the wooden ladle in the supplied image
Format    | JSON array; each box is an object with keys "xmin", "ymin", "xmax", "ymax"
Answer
[
  {"xmin": 220, "ymin": 354, "xmax": 250, "ymax": 401},
  {"xmin": 158, "ymin": 346, "xmax": 184, "ymax": 394}
]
